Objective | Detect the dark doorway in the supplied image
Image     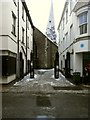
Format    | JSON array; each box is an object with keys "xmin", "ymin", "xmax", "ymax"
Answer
[
  {"xmin": 83, "ymin": 52, "xmax": 90, "ymax": 82},
  {"xmin": 65, "ymin": 52, "xmax": 70, "ymax": 78}
]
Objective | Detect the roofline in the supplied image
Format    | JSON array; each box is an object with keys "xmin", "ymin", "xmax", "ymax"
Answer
[
  {"xmin": 34, "ymin": 26, "xmax": 58, "ymax": 47},
  {"xmin": 21, "ymin": 0, "xmax": 34, "ymax": 29},
  {"xmin": 57, "ymin": 0, "xmax": 68, "ymax": 30}
]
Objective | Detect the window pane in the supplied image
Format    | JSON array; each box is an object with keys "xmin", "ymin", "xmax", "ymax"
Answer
[
  {"xmin": 83, "ymin": 24, "xmax": 87, "ymax": 33},
  {"xmin": 79, "ymin": 15, "xmax": 83, "ymax": 25},
  {"xmin": 22, "ymin": 28, "xmax": 24, "ymax": 43},
  {"xmin": 80, "ymin": 24, "xmax": 87, "ymax": 34},
  {"xmin": 12, "ymin": 12, "xmax": 16, "ymax": 35},
  {"xmin": 83, "ymin": 13, "xmax": 87, "ymax": 23},
  {"xmin": 79, "ymin": 13, "xmax": 87, "ymax": 25},
  {"xmin": 80, "ymin": 26, "xmax": 83, "ymax": 34},
  {"xmin": 22, "ymin": 6, "xmax": 24, "ymax": 20}
]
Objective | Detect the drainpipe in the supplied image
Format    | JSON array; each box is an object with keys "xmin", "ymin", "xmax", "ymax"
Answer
[
  {"xmin": 26, "ymin": 15, "xmax": 27, "ymax": 74},
  {"xmin": 16, "ymin": 0, "xmax": 20, "ymax": 78},
  {"xmin": 33, "ymin": 27, "xmax": 35, "ymax": 70}
]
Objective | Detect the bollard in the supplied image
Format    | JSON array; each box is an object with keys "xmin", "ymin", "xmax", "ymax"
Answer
[
  {"xmin": 54, "ymin": 51, "xmax": 59, "ymax": 79},
  {"xmin": 30, "ymin": 60, "xmax": 34, "ymax": 78},
  {"xmin": 30, "ymin": 51, "xmax": 34, "ymax": 78},
  {"xmin": 54, "ymin": 60, "xmax": 59, "ymax": 79}
]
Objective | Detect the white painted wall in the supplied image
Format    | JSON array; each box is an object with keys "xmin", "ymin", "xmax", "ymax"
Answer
[
  {"xmin": 0, "ymin": 1, "xmax": 17, "ymax": 52},
  {"xmin": 74, "ymin": 40, "xmax": 89, "ymax": 53},
  {"xmin": 0, "ymin": 0, "xmax": 33, "ymax": 83},
  {"xmin": 58, "ymin": 0, "xmax": 90, "ymax": 77},
  {"xmin": 73, "ymin": 53, "xmax": 83, "ymax": 76},
  {"xmin": 18, "ymin": 1, "xmax": 33, "ymax": 74},
  {"xmin": 0, "ymin": 74, "xmax": 16, "ymax": 84},
  {"xmin": 0, "ymin": 2, "xmax": 2, "ymax": 35},
  {"xmin": 0, "ymin": 36, "xmax": 17, "ymax": 54}
]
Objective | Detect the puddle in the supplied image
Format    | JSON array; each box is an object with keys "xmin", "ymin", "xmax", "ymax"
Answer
[
  {"xmin": 36, "ymin": 115, "xmax": 55, "ymax": 120},
  {"xmin": 53, "ymin": 86, "xmax": 82, "ymax": 90},
  {"xmin": 36, "ymin": 115, "xmax": 48, "ymax": 119},
  {"xmin": 36, "ymin": 95, "xmax": 51, "ymax": 107}
]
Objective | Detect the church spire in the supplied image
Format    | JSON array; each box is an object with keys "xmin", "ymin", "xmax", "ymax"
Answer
[{"xmin": 46, "ymin": 0, "xmax": 57, "ymax": 43}]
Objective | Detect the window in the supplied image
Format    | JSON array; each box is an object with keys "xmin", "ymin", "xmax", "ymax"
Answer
[
  {"xmin": 66, "ymin": 9, "xmax": 68, "ymax": 24},
  {"xmin": 22, "ymin": 5, "xmax": 24, "ymax": 21},
  {"xmin": 22, "ymin": 27, "xmax": 24, "ymax": 44},
  {"xmin": 27, "ymin": 36, "xmax": 29, "ymax": 48},
  {"xmin": 63, "ymin": 37, "xmax": 65, "ymax": 50},
  {"xmin": 65, "ymin": 33, "xmax": 68, "ymax": 40},
  {"xmin": 70, "ymin": 24, "xmax": 73, "ymax": 43},
  {"xmin": 79, "ymin": 12, "xmax": 87, "ymax": 34},
  {"xmin": 12, "ymin": 12, "xmax": 16, "ymax": 36},
  {"xmin": 65, "ymin": 33, "xmax": 68, "ymax": 48}
]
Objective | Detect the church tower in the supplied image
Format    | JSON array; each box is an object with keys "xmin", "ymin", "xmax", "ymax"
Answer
[{"xmin": 46, "ymin": 0, "xmax": 57, "ymax": 43}]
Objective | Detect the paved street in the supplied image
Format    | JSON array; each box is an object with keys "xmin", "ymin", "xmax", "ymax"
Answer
[{"xmin": 1, "ymin": 69, "xmax": 89, "ymax": 119}]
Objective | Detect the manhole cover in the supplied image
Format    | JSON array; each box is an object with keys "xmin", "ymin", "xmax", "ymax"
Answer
[
  {"xmin": 53, "ymin": 86, "xmax": 82, "ymax": 90},
  {"xmin": 36, "ymin": 95, "xmax": 51, "ymax": 107}
]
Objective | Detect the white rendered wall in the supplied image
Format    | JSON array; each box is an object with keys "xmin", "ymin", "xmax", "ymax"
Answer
[
  {"xmin": 0, "ymin": 1, "xmax": 17, "ymax": 54},
  {"xmin": 0, "ymin": 74, "xmax": 16, "ymax": 84},
  {"xmin": 73, "ymin": 53, "xmax": 83, "ymax": 76},
  {"xmin": 58, "ymin": 0, "xmax": 90, "ymax": 77}
]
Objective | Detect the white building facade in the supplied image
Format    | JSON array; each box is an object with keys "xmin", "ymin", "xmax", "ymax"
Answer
[
  {"xmin": 58, "ymin": 0, "xmax": 90, "ymax": 80},
  {"xmin": 0, "ymin": 0, "xmax": 34, "ymax": 84}
]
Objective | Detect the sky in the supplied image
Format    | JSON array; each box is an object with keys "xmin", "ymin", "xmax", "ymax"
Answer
[{"xmin": 26, "ymin": 0, "xmax": 66, "ymax": 35}]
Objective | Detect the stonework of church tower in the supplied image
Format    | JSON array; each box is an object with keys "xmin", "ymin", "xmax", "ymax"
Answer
[{"xmin": 46, "ymin": 0, "xmax": 57, "ymax": 43}]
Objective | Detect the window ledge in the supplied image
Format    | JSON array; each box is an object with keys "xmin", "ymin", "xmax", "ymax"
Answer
[{"xmin": 79, "ymin": 33, "xmax": 88, "ymax": 38}]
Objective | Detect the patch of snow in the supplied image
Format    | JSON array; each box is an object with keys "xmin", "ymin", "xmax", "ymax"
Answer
[
  {"xmin": 14, "ymin": 74, "xmax": 38, "ymax": 86},
  {"xmin": 50, "ymin": 75, "xmax": 54, "ymax": 79},
  {"xmin": 42, "ymin": 107, "xmax": 55, "ymax": 110},
  {"xmin": 57, "ymin": 89, "xmax": 88, "ymax": 94},
  {"xmin": 50, "ymin": 82, "xmax": 56, "ymax": 86},
  {"xmin": 36, "ymin": 115, "xmax": 48, "ymax": 118},
  {"xmin": 34, "ymin": 74, "xmax": 38, "ymax": 79},
  {"xmin": 38, "ymin": 69, "xmax": 49, "ymax": 72},
  {"xmin": 50, "ymin": 75, "xmax": 62, "ymax": 81},
  {"xmin": 59, "ymin": 72, "xmax": 65, "ymax": 78}
]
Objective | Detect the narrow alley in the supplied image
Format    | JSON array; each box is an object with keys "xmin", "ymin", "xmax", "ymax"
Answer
[{"xmin": 1, "ymin": 69, "xmax": 89, "ymax": 119}]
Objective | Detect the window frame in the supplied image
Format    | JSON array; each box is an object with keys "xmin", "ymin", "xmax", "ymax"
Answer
[
  {"xmin": 22, "ymin": 27, "xmax": 25, "ymax": 44},
  {"xmin": 79, "ymin": 12, "xmax": 87, "ymax": 35},
  {"xmin": 27, "ymin": 36, "xmax": 29, "ymax": 48},
  {"xmin": 22, "ymin": 5, "xmax": 25, "ymax": 21},
  {"xmin": 66, "ymin": 9, "xmax": 68, "ymax": 24},
  {"xmin": 11, "ymin": 12, "xmax": 16, "ymax": 36}
]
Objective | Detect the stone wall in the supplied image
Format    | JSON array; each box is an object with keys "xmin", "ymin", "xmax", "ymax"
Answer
[{"xmin": 34, "ymin": 27, "xmax": 58, "ymax": 69}]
